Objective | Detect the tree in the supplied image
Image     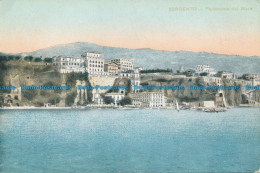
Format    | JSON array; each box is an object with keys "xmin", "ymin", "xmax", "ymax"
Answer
[
  {"xmin": 34, "ymin": 57, "xmax": 42, "ymax": 62},
  {"xmin": 22, "ymin": 90, "xmax": 37, "ymax": 101},
  {"xmin": 65, "ymin": 91, "xmax": 77, "ymax": 106},
  {"xmin": 103, "ymin": 96, "xmax": 114, "ymax": 104},
  {"xmin": 43, "ymin": 58, "xmax": 53, "ymax": 63},
  {"xmin": 140, "ymin": 68, "xmax": 173, "ymax": 73},
  {"xmin": 24, "ymin": 56, "xmax": 33, "ymax": 61},
  {"xmin": 48, "ymin": 95, "xmax": 60, "ymax": 105},
  {"xmin": 14, "ymin": 55, "xmax": 21, "ymax": 60},
  {"xmin": 119, "ymin": 96, "xmax": 132, "ymax": 106},
  {"xmin": 199, "ymin": 72, "xmax": 208, "ymax": 76}
]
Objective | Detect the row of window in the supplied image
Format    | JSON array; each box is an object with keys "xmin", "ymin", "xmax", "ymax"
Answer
[
  {"xmin": 89, "ymin": 68, "xmax": 103, "ymax": 72},
  {"xmin": 89, "ymin": 64, "xmax": 103, "ymax": 68},
  {"xmin": 89, "ymin": 60, "xmax": 104, "ymax": 64}
]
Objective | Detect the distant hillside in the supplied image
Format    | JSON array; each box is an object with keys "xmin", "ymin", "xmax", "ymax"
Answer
[{"xmin": 2, "ymin": 42, "xmax": 260, "ymax": 74}]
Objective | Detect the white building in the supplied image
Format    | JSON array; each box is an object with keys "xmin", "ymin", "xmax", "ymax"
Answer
[
  {"xmin": 132, "ymin": 92, "xmax": 165, "ymax": 108},
  {"xmin": 81, "ymin": 52, "xmax": 108, "ymax": 76},
  {"xmin": 105, "ymin": 93, "xmax": 125, "ymax": 106},
  {"xmin": 188, "ymin": 101, "xmax": 215, "ymax": 108},
  {"xmin": 134, "ymin": 67, "xmax": 143, "ymax": 73},
  {"xmin": 200, "ymin": 76, "xmax": 222, "ymax": 85},
  {"xmin": 120, "ymin": 70, "xmax": 140, "ymax": 92},
  {"xmin": 111, "ymin": 58, "xmax": 134, "ymax": 72},
  {"xmin": 196, "ymin": 65, "xmax": 217, "ymax": 76},
  {"xmin": 53, "ymin": 56, "xmax": 86, "ymax": 73},
  {"xmin": 247, "ymin": 74, "xmax": 260, "ymax": 81},
  {"xmin": 245, "ymin": 90, "xmax": 259, "ymax": 105},
  {"xmin": 221, "ymin": 71, "xmax": 237, "ymax": 79},
  {"xmin": 92, "ymin": 89, "xmax": 104, "ymax": 105}
]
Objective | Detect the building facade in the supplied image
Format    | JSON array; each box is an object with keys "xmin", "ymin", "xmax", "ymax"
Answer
[
  {"xmin": 53, "ymin": 56, "xmax": 85, "ymax": 73},
  {"xmin": 196, "ymin": 65, "xmax": 217, "ymax": 76},
  {"xmin": 82, "ymin": 52, "xmax": 106, "ymax": 75},
  {"xmin": 120, "ymin": 70, "xmax": 140, "ymax": 92},
  {"xmin": 111, "ymin": 58, "xmax": 134, "ymax": 72},
  {"xmin": 92, "ymin": 89, "xmax": 104, "ymax": 105},
  {"xmin": 105, "ymin": 93, "xmax": 125, "ymax": 106},
  {"xmin": 220, "ymin": 71, "xmax": 237, "ymax": 79},
  {"xmin": 104, "ymin": 61, "xmax": 119, "ymax": 75},
  {"xmin": 132, "ymin": 92, "xmax": 165, "ymax": 108}
]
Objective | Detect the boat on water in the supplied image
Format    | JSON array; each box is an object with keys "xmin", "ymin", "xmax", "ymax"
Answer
[{"xmin": 176, "ymin": 100, "xmax": 180, "ymax": 112}]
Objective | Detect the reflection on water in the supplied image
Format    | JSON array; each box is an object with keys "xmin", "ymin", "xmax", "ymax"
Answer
[{"xmin": 0, "ymin": 108, "xmax": 259, "ymax": 173}]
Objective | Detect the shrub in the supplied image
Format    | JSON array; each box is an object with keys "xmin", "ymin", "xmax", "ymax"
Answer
[
  {"xmin": 119, "ymin": 96, "xmax": 132, "ymax": 106},
  {"xmin": 48, "ymin": 95, "xmax": 60, "ymax": 105},
  {"xmin": 34, "ymin": 57, "xmax": 42, "ymax": 62},
  {"xmin": 140, "ymin": 68, "xmax": 172, "ymax": 73},
  {"xmin": 103, "ymin": 96, "xmax": 114, "ymax": 104},
  {"xmin": 24, "ymin": 56, "xmax": 33, "ymax": 61},
  {"xmin": 43, "ymin": 58, "xmax": 53, "ymax": 63},
  {"xmin": 65, "ymin": 91, "xmax": 77, "ymax": 106},
  {"xmin": 22, "ymin": 90, "xmax": 37, "ymax": 101}
]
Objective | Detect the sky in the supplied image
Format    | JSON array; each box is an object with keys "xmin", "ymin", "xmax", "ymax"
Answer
[{"xmin": 0, "ymin": 0, "xmax": 260, "ymax": 56}]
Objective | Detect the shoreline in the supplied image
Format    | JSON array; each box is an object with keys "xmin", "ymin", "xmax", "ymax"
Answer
[{"xmin": 0, "ymin": 105, "xmax": 259, "ymax": 110}]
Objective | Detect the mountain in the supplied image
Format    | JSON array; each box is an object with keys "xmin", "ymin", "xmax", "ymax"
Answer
[{"xmin": 6, "ymin": 42, "xmax": 260, "ymax": 74}]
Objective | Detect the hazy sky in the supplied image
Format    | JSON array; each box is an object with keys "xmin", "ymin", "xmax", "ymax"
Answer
[{"xmin": 0, "ymin": 0, "xmax": 260, "ymax": 56}]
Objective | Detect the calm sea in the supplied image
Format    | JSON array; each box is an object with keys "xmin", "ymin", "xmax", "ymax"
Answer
[{"xmin": 0, "ymin": 108, "xmax": 259, "ymax": 173}]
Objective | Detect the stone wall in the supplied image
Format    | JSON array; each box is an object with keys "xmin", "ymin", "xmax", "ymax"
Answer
[{"xmin": 89, "ymin": 75, "xmax": 117, "ymax": 93}]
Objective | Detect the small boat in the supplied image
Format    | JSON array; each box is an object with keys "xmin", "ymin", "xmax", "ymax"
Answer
[{"xmin": 176, "ymin": 100, "xmax": 180, "ymax": 112}]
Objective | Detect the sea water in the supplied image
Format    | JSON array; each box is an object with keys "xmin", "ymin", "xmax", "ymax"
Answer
[{"xmin": 0, "ymin": 108, "xmax": 259, "ymax": 173}]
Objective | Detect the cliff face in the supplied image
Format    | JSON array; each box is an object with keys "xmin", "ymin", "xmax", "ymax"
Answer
[
  {"xmin": 222, "ymin": 79, "xmax": 242, "ymax": 106},
  {"xmin": 141, "ymin": 75, "xmax": 244, "ymax": 106},
  {"xmin": 0, "ymin": 60, "xmax": 256, "ymax": 107},
  {"xmin": 0, "ymin": 60, "xmax": 63, "ymax": 106}
]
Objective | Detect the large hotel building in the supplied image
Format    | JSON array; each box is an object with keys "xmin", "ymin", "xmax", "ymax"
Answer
[{"xmin": 81, "ymin": 52, "xmax": 105, "ymax": 74}]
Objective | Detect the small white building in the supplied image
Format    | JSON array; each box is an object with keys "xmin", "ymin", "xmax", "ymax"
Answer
[
  {"xmin": 245, "ymin": 90, "xmax": 259, "ymax": 105},
  {"xmin": 196, "ymin": 65, "xmax": 217, "ymax": 76},
  {"xmin": 134, "ymin": 67, "xmax": 143, "ymax": 73},
  {"xmin": 200, "ymin": 76, "xmax": 222, "ymax": 85},
  {"xmin": 132, "ymin": 92, "xmax": 165, "ymax": 108},
  {"xmin": 247, "ymin": 74, "xmax": 260, "ymax": 81},
  {"xmin": 120, "ymin": 70, "xmax": 140, "ymax": 92},
  {"xmin": 105, "ymin": 93, "xmax": 125, "ymax": 106},
  {"xmin": 92, "ymin": 89, "xmax": 104, "ymax": 105},
  {"xmin": 221, "ymin": 71, "xmax": 237, "ymax": 79},
  {"xmin": 189, "ymin": 101, "xmax": 215, "ymax": 108},
  {"xmin": 111, "ymin": 58, "xmax": 134, "ymax": 72}
]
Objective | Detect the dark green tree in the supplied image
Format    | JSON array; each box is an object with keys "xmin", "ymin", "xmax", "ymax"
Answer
[
  {"xmin": 34, "ymin": 57, "xmax": 42, "ymax": 62},
  {"xmin": 119, "ymin": 96, "xmax": 132, "ymax": 106},
  {"xmin": 48, "ymin": 95, "xmax": 60, "ymax": 105},
  {"xmin": 103, "ymin": 96, "xmax": 114, "ymax": 104},
  {"xmin": 24, "ymin": 56, "xmax": 33, "ymax": 61},
  {"xmin": 65, "ymin": 91, "xmax": 77, "ymax": 106},
  {"xmin": 43, "ymin": 58, "xmax": 53, "ymax": 63}
]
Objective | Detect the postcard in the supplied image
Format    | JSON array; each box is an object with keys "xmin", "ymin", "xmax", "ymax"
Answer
[{"xmin": 0, "ymin": 0, "xmax": 259, "ymax": 172}]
